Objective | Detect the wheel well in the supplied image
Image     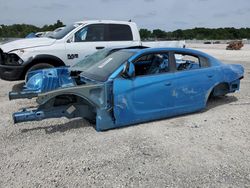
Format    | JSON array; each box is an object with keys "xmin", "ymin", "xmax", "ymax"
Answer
[
  {"xmin": 21, "ymin": 56, "xmax": 65, "ymax": 79},
  {"xmin": 211, "ymin": 82, "xmax": 230, "ymax": 97},
  {"xmin": 42, "ymin": 94, "xmax": 97, "ymax": 123}
]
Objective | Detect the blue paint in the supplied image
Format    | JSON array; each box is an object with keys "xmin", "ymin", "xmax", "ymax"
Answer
[
  {"xmin": 9, "ymin": 67, "xmax": 76, "ymax": 100},
  {"xmin": 25, "ymin": 67, "xmax": 75, "ymax": 92}
]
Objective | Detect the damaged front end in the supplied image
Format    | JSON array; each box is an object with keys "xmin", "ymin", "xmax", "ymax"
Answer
[
  {"xmin": 11, "ymin": 73, "xmax": 116, "ymax": 131},
  {"xmin": 9, "ymin": 48, "xmax": 133, "ymax": 131},
  {"xmin": 9, "ymin": 67, "xmax": 76, "ymax": 100}
]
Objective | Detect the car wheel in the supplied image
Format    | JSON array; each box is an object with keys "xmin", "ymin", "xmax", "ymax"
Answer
[{"xmin": 25, "ymin": 63, "xmax": 54, "ymax": 80}]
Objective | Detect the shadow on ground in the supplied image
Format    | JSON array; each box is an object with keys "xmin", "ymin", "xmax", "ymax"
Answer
[
  {"xmin": 205, "ymin": 95, "xmax": 238, "ymax": 111},
  {"xmin": 12, "ymin": 82, "xmax": 25, "ymax": 92},
  {"xmin": 21, "ymin": 119, "xmax": 93, "ymax": 134},
  {"xmin": 19, "ymin": 96, "xmax": 238, "ymax": 134}
]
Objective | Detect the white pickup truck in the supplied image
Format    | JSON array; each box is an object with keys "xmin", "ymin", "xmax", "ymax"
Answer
[{"xmin": 0, "ymin": 20, "xmax": 185, "ymax": 81}]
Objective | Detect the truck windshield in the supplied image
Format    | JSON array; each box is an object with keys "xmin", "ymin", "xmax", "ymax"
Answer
[
  {"xmin": 48, "ymin": 24, "xmax": 80, "ymax": 39},
  {"xmin": 80, "ymin": 51, "xmax": 135, "ymax": 82}
]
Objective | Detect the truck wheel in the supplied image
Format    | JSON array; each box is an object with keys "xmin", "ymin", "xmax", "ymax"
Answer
[{"xmin": 25, "ymin": 63, "xmax": 54, "ymax": 79}]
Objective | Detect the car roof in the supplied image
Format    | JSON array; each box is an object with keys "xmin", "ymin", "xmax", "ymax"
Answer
[{"xmin": 120, "ymin": 47, "xmax": 215, "ymax": 59}]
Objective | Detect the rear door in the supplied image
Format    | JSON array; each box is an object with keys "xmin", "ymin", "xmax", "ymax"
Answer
[{"xmin": 171, "ymin": 51, "xmax": 216, "ymax": 112}]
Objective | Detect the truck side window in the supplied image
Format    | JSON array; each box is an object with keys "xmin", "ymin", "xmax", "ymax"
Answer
[
  {"xmin": 75, "ymin": 24, "xmax": 106, "ymax": 42},
  {"xmin": 108, "ymin": 24, "xmax": 133, "ymax": 41}
]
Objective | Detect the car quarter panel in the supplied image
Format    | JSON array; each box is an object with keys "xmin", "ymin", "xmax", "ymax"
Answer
[{"xmin": 171, "ymin": 66, "xmax": 221, "ymax": 112}]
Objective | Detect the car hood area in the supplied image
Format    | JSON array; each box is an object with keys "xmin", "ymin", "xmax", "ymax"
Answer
[
  {"xmin": 9, "ymin": 67, "xmax": 77, "ymax": 100},
  {"xmin": 0, "ymin": 37, "xmax": 56, "ymax": 53}
]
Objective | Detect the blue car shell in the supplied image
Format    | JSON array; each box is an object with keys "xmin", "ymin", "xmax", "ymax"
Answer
[{"xmin": 11, "ymin": 48, "xmax": 244, "ymax": 131}]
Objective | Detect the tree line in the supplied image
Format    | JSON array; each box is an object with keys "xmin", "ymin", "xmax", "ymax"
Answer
[
  {"xmin": 139, "ymin": 28, "xmax": 250, "ymax": 40},
  {"xmin": 0, "ymin": 20, "xmax": 250, "ymax": 40},
  {"xmin": 0, "ymin": 20, "xmax": 64, "ymax": 38}
]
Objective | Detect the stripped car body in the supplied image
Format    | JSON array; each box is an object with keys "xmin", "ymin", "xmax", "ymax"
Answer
[{"xmin": 11, "ymin": 48, "xmax": 244, "ymax": 131}]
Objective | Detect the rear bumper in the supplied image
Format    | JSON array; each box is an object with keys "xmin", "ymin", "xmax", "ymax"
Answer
[{"xmin": 0, "ymin": 64, "xmax": 24, "ymax": 81}]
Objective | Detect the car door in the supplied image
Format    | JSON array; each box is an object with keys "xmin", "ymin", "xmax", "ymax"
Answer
[
  {"xmin": 171, "ymin": 52, "xmax": 216, "ymax": 113},
  {"xmin": 113, "ymin": 52, "xmax": 176, "ymax": 126}
]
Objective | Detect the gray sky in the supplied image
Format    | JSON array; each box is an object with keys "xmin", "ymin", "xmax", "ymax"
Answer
[{"xmin": 0, "ymin": 0, "xmax": 250, "ymax": 31}]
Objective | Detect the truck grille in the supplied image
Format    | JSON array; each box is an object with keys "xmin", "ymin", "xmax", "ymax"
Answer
[{"xmin": 0, "ymin": 50, "xmax": 20, "ymax": 65}]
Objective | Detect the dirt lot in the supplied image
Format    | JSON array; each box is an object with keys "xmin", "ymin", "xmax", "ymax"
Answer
[{"xmin": 0, "ymin": 44, "xmax": 250, "ymax": 187}]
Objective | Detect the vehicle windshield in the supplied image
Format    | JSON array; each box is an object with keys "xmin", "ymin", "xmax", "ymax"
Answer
[
  {"xmin": 80, "ymin": 51, "xmax": 135, "ymax": 82},
  {"xmin": 48, "ymin": 24, "xmax": 80, "ymax": 39},
  {"xmin": 70, "ymin": 48, "xmax": 113, "ymax": 71}
]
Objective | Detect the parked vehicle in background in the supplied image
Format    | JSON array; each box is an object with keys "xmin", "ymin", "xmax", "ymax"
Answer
[
  {"xmin": 204, "ymin": 41, "xmax": 211, "ymax": 44},
  {"xmin": 0, "ymin": 20, "xmax": 185, "ymax": 81},
  {"xmin": 226, "ymin": 40, "xmax": 244, "ymax": 50},
  {"xmin": 26, "ymin": 27, "xmax": 65, "ymax": 39},
  {"xmin": 11, "ymin": 48, "xmax": 244, "ymax": 131}
]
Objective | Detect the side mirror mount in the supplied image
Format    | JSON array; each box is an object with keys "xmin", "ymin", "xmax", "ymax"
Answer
[
  {"xmin": 122, "ymin": 61, "xmax": 135, "ymax": 79},
  {"xmin": 67, "ymin": 36, "xmax": 74, "ymax": 43}
]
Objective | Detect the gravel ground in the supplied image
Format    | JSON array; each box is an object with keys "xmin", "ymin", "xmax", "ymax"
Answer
[{"xmin": 0, "ymin": 44, "xmax": 250, "ymax": 188}]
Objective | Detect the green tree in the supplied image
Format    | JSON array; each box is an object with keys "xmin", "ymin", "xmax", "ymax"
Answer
[
  {"xmin": 1, "ymin": 22, "xmax": 250, "ymax": 40},
  {"xmin": 0, "ymin": 20, "xmax": 65, "ymax": 38},
  {"xmin": 152, "ymin": 29, "xmax": 167, "ymax": 38},
  {"xmin": 139, "ymin": 29, "xmax": 152, "ymax": 40},
  {"xmin": 41, "ymin": 20, "xmax": 64, "ymax": 31}
]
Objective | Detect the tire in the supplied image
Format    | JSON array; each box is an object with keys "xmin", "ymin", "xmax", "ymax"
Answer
[
  {"xmin": 25, "ymin": 63, "xmax": 54, "ymax": 80},
  {"xmin": 212, "ymin": 83, "xmax": 229, "ymax": 97}
]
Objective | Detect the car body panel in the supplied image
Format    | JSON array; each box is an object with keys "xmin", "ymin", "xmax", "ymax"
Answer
[
  {"xmin": 0, "ymin": 37, "xmax": 57, "ymax": 53},
  {"xmin": 9, "ymin": 67, "xmax": 75, "ymax": 100},
  {"xmin": 113, "ymin": 73, "xmax": 175, "ymax": 125}
]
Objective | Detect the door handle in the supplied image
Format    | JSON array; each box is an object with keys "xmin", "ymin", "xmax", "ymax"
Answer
[
  {"xmin": 164, "ymin": 82, "xmax": 171, "ymax": 86},
  {"xmin": 207, "ymin": 75, "xmax": 213, "ymax": 78},
  {"xmin": 96, "ymin": 46, "xmax": 105, "ymax": 50}
]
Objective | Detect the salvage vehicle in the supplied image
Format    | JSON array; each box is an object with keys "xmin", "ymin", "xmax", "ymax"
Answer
[
  {"xmin": 11, "ymin": 48, "xmax": 244, "ymax": 131},
  {"xmin": 0, "ymin": 20, "xmax": 185, "ymax": 81}
]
